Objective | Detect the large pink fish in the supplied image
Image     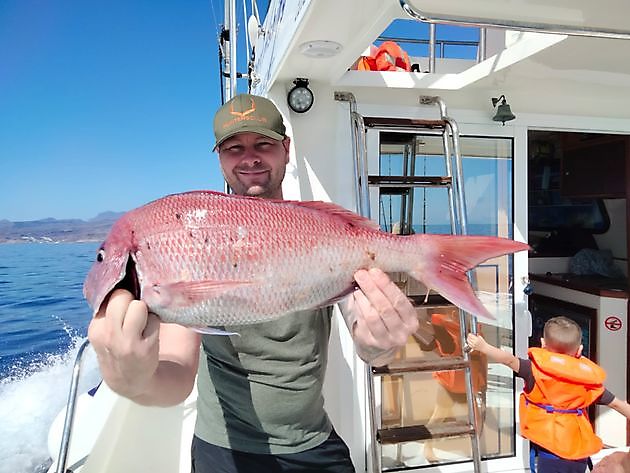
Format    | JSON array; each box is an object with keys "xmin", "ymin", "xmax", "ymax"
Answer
[{"xmin": 84, "ymin": 190, "xmax": 529, "ymax": 327}]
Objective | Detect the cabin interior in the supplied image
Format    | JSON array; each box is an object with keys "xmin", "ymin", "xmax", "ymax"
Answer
[{"xmin": 526, "ymin": 129, "xmax": 629, "ymax": 447}]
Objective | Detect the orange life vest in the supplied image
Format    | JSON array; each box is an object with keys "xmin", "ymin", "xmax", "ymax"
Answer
[
  {"xmin": 431, "ymin": 312, "xmax": 487, "ymax": 394},
  {"xmin": 373, "ymin": 41, "xmax": 411, "ymax": 72},
  {"xmin": 519, "ymin": 347, "xmax": 606, "ymax": 460},
  {"xmin": 351, "ymin": 41, "xmax": 411, "ymax": 72}
]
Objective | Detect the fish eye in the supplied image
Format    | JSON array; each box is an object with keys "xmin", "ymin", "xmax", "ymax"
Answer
[{"xmin": 96, "ymin": 249, "xmax": 105, "ymax": 262}]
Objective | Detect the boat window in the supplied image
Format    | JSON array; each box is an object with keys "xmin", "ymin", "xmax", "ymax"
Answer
[
  {"xmin": 528, "ymin": 130, "xmax": 614, "ymax": 257},
  {"xmin": 376, "ymin": 132, "xmax": 516, "ymax": 469}
]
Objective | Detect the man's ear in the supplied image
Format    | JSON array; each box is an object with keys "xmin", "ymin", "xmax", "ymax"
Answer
[
  {"xmin": 540, "ymin": 337, "xmax": 546, "ymax": 348},
  {"xmin": 575, "ymin": 344, "xmax": 583, "ymax": 358},
  {"xmin": 282, "ymin": 136, "xmax": 291, "ymax": 162}
]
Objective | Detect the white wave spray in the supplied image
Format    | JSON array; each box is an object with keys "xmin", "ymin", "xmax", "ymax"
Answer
[{"xmin": 0, "ymin": 336, "xmax": 101, "ymax": 473}]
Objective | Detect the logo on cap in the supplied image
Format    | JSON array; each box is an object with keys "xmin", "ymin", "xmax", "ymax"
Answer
[
  {"xmin": 229, "ymin": 98, "xmax": 256, "ymax": 118},
  {"xmin": 222, "ymin": 97, "xmax": 268, "ymax": 130}
]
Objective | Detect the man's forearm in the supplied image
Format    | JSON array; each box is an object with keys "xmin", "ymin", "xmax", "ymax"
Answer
[{"xmin": 128, "ymin": 359, "xmax": 197, "ymax": 407}]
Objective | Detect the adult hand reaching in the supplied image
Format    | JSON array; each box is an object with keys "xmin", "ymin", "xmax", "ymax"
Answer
[{"xmin": 593, "ymin": 452, "xmax": 630, "ymax": 473}]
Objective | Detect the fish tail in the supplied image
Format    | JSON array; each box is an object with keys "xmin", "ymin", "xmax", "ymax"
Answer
[{"xmin": 408, "ymin": 235, "xmax": 529, "ymax": 320}]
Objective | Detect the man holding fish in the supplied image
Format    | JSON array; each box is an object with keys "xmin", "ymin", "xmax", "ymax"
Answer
[
  {"xmin": 86, "ymin": 93, "xmax": 527, "ymax": 472},
  {"xmin": 87, "ymin": 94, "xmax": 428, "ymax": 472}
]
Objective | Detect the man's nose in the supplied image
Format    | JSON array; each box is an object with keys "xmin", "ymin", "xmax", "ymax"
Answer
[{"xmin": 240, "ymin": 147, "xmax": 262, "ymax": 166}]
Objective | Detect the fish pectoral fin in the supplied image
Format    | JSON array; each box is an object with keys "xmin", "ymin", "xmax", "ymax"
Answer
[
  {"xmin": 191, "ymin": 327, "xmax": 240, "ymax": 336},
  {"xmin": 317, "ymin": 285, "xmax": 358, "ymax": 308},
  {"xmin": 151, "ymin": 279, "xmax": 252, "ymax": 307}
]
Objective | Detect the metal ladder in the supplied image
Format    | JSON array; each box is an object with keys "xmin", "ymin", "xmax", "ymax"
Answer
[{"xmin": 335, "ymin": 92, "xmax": 483, "ymax": 473}]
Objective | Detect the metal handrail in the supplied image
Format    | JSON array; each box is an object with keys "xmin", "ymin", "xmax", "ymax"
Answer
[
  {"xmin": 378, "ymin": 35, "xmax": 480, "ymax": 48},
  {"xmin": 478, "ymin": 28, "xmax": 487, "ymax": 62},
  {"xmin": 399, "ymin": 0, "xmax": 630, "ymax": 40},
  {"xmin": 377, "ymin": 31, "xmax": 485, "ymax": 67},
  {"xmin": 55, "ymin": 339, "xmax": 91, "ymax": 473},
  {"xmin": 334, "ymin": 90, "xmax": 380, "ymax": 473},
  {"xmin": 334, "ymin": 91, "xmax": 371, "ymax": 219},
  {"xmin": 419, "ymin": 95, "xmax": 482, "ymax": 473},
  {"xmin": 428, "ymin": 24, "xmax": 436, "ymax": 72}
]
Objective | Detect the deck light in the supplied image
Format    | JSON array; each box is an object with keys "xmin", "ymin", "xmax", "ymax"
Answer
[
  {"xmin": 287, "ymin": 78, "xmax": 314, "ymax": 113},
  {"xmin": 299, "ymin": 40, "xmax": 342, "ymax": 58},
  {"xmin": 491, "ymin": 95, "xmax": 516, "ymax": 125}
]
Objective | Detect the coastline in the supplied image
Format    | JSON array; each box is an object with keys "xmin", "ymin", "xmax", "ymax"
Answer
[
  {"xmin": 0, "ymin": 238, "xmax": 103, "ymax": 244},
  {"xmin": 0, "ymin": 213, "xmax": 122, "ymax": 245}
]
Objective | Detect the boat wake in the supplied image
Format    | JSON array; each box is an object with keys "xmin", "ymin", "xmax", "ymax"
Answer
[{"xmin": 0, "ymin": 335, "xmax": 101, "ymax": 473}]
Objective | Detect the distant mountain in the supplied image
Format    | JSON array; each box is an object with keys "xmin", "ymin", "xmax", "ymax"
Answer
[
  {"xmin": 0, "ymin": 212, "xmax": 125, "ymax": 244},
  {"xmin": 90, "ymin": 211, "xmax": 124, "ymax": 222}
]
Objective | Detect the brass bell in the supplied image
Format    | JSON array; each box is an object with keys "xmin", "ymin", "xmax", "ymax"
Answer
[{"xmin": 491, "ymin": 95, "xmax": 516, "ymax": 125}]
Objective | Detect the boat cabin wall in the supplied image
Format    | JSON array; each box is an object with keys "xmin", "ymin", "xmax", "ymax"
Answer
[
  {"xmin": 263, "ymin": 79, "xmax": 630, "ymax": 467},
  {"xmin": 263, "ymin": 81, "xmax": 534, "ymax": 472},
  {"xmin": 265, "ymin": 84, "xmax": 357, "ymax": 211}
]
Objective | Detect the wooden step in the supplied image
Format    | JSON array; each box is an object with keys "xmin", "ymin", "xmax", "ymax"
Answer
[
  {"xmin": 372, "ymin": 356, "xmax": 469, "ymax": 375},
  {"xmin": 363, "ymin": 116, "xmax": 448, "ymax": 130},
  {"xmin": 377, "ymin": 420, "xmax": 475, "ymax": 444},
  {"xmin": 368, "ymin": 175, "xmax": 452, "ymax": 190},
  {"xmin": 406, "ymin": 294, "xmax": 452, "ymax": 308}
]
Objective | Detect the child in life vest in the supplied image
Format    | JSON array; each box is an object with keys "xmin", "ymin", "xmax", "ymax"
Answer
[{"xmin": 466, "ymin": 316, "xmax": 630, "ymax": 473}]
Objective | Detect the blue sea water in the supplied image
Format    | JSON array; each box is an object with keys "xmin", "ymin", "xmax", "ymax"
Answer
[
  {"xmin": 0, "ymin": 227, "xmax": 509, "ymax": 472},
  {"xmin": 0, "ymin": 243, "xmax": 102, "ymax": 473}
]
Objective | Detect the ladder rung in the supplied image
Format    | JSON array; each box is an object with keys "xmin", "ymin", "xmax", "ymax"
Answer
[
  {"xmin": 377, "ymin": 421, "xmax": 475, "ymax": 444},
  {"xmin": 363, "ymin": 117, "xmax": 448, "ymax": 130},
  {"xmin": 368, "ymin": 175, "xmax": 452, "ymax": 188},
  {"xmin": 372, "ymin": 357, "xmax": 468, "ymax": 375},
  {"xmin": 407, "ymin": 295, "xmax": 452, "ymax": 307}
]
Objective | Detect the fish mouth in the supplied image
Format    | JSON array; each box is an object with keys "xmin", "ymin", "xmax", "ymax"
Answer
[{"xmin": 112, "ymin": 256, "xmax": 140, "ymax": 300}]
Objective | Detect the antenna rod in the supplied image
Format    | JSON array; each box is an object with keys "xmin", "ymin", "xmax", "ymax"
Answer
[{"xmin": 228, "ymin": 0, "xmax": 238, "ymax": 98}]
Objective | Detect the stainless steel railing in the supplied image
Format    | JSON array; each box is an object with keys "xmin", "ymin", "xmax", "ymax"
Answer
[
  {"xmin": 55, "ymin": 339, "xmax": 91, "ymax": 473},
  {"xmin": 399, "ymin": 0, "xmax": 630, "ymax": 40}
]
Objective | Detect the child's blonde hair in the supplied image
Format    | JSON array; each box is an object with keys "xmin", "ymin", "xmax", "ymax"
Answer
[{"xmin": 543, "ymin": 316, "xmax": 582, "ymax": 354}]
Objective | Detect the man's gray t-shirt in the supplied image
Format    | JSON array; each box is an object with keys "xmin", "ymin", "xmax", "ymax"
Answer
[{"xmin": 194, "ymin": 307, "xmax": 333, "ymax": 454}]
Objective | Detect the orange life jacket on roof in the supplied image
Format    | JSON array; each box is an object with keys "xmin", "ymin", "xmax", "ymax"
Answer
[
  {"xmin": 373, "ymin": 41, "xmax": 411, "ymax": 72},
  {"xmin": 431, "ymin": 312, "xmax": 487, "ymax": 394},
  {"xmin": 519, "ymin": 347, "xmax": 606, "ymax": 460},
  {"xmin": 351, "ymin": 41, "xmax": 411, "ymax": 72}
]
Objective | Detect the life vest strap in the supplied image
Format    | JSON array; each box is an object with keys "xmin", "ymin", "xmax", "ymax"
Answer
[{"xmin": 525, "ymin": 398, "xmax": 585, "ymax": 415}]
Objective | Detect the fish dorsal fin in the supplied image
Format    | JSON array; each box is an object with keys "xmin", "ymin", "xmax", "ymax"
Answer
[
  {"xmin": 157, "ymin": 190, "xmax": 380, "ymax": 231},
  {"xmin": 288, "ymin": 200, "xmax": 380, "ymax": 231}
]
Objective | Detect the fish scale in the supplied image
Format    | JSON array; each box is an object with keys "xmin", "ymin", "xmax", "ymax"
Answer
[{"xmin": 83, "ymin": 190, "xmax": 529, "ymax": 328}]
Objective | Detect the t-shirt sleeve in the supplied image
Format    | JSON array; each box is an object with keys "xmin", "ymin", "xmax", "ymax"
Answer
[
  {"xmin": 596, "ymin": 388, "xmax": 615, "ymax": 405},
  {"xmin": 516, "ymin": 358, "xmax": 535, "ymax": 393}
]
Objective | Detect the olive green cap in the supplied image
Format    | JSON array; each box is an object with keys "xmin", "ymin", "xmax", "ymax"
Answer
[{"xmin": 213, "ymin": 94, "xmax": 286, "ymax": 149}]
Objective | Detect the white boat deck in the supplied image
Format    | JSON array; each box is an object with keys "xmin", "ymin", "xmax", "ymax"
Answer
[{"xmin": 48, "ymin": 378, "xmax": 629, "ymax": 473}]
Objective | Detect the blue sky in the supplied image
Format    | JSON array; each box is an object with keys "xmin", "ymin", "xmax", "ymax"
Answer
[
  {"xmin": 0, "ymin": 1, "xmax": 476, "ymax": 222},
  {"xmin": 0, "ymin": 1, "xmax": 260, "ymax": 221}
]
